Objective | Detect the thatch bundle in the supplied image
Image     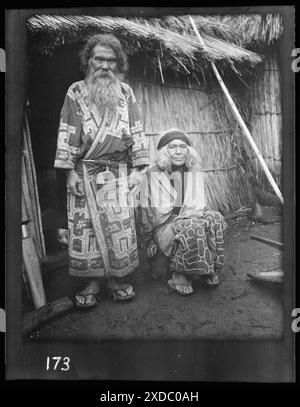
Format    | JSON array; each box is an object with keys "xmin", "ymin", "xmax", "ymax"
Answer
[
  {"xmin": 221, "ymin": 14, "xmax": 283, "ymax": 48},
  {"xmin": 238, "ymin": 55, "xmax": 282, "ymax": 189},
  {"xmin": 148, "ymin": 14, "xmax": 282, "ymax": 47},
  {"xmin": 26, "ymin": 14, "xmax": 283, "ymax": 80}
]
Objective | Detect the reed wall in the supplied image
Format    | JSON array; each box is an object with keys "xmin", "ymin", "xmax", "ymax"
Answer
[{"xmin": 238, "ymin": 53, "xmax": 282, "ymax": 191}]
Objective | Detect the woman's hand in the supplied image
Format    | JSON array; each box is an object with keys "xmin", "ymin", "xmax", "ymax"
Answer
[
  {"xmin": 66, "ymin": 169, "xmax": 84, "ymax": 197},
  {"xmin": 146, "ymin": 240, "xmax": 158, "ymax": 258}
]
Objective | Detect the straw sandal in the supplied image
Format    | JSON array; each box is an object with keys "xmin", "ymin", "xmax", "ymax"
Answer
[
  {"xmin": 110, "ymin": 284, "xmax": 135, "ymax": 302},
  {"xmin": 167, "ymin": 279, "xmax": 193, "ymax": 296},
  {"xmin": 75, "ymin": 292, "xmax": 99, "ymax": 308},
  {"xmin": 204, "ymin": 273, "xmax": 220, "ymax": 287}
]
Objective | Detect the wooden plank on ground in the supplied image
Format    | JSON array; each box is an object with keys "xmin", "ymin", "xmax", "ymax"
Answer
[
  {"xmin": 247, "ymin": 270, "xmax": 283, "ymax": 283},
  {"xmin": 23, "ymin": 296, "xmax": 74, "ymax": 336}
]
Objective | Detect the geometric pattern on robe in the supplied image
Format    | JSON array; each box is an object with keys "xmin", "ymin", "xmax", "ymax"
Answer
[
  {"xmin": 168, "ymin": 210, "xmax": 228, "ymax": 275},
  {"xmin": 54, "ymin": 80, "xmax": 149, "ymax": 278}
]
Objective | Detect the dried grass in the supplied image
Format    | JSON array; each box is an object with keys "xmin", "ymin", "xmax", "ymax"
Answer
[{"xmin": 26, "ymin": 14, "xmax": 279, "ymax": 77}]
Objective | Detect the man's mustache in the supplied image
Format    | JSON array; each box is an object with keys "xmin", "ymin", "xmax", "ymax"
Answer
[
  {"xmin": 89, "ymin": 70, "xmax": 116, "ymax": 87},
  {"xmin": 93, "ymin": 69, "xmax": 115, "ymax": 79}
]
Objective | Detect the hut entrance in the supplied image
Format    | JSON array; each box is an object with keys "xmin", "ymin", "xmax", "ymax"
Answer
[{"xmin": 27, "ymin": 45, "xmax": 82, "ymax": 256}]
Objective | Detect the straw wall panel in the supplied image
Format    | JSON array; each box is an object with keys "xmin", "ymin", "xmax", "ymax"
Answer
[{"xmin": 237, "ymin": 53, "xmax": 282, "ymax": 191}]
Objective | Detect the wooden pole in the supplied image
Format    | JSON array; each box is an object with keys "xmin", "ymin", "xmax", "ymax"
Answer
[
  {"xmin": 157, "ymin": 56, "xmax": 165, "ymax": 84},
  {"xmin": 250, "ymin": 234, "xmax": 283, "ymax": 249},
  {"xmin": 189, "ymin": 15, "xmax": 284, "ymax": 204},
  {"xmin": 22, "ymin": 222, "xmax": 46, "ymax": 309},
  {"xmin": 23, "ymin": 110, "xmax": 46, "ymax": 258}
]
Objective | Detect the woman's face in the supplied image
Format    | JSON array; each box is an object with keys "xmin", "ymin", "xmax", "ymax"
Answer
[{"xmin": 167, "ymin": 139, "xmax": 188, "ymax": 167}]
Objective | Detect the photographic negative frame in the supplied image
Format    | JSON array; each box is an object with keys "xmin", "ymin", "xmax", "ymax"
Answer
[{"xmin": 5, "ymin": 6, "xmax": 296, "ymax": 383}]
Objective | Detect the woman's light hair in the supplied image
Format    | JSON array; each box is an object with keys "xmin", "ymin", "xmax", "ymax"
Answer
[
  {"xmin": 156, "ymin": 144, "xmax": 201, "ymax": 171},
  {"xmin": 155, "ymin": 128, "xmax": 201, "ymax": 171}
]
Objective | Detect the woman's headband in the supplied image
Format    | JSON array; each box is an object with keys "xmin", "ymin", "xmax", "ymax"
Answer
[{"xmin": 157, "ymin": 129, "xmax": 191, "ymax": 150}]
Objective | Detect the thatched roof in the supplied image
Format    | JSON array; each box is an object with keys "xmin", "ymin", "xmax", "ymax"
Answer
[
  {"xmin": 153, "ymin": 14, "xmax": 283, "ymax": 48},
  {"xmin": 26, "ymin": 14, "xmax": 283, "ymax": 80}
]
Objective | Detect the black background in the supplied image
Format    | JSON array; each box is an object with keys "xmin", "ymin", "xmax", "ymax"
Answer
[{"xmin": 2, "ymin": 2, "xmax": 298, "ymax": 394}]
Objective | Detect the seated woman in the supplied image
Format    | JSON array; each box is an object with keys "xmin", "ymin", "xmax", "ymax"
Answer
[{"xmin": 138, "ymin": 129, "xmax": 227, "ymax": 296}]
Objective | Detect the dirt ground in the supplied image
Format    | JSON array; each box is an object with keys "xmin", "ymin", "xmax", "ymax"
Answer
[{"xmin": 27, "ymin": 207, "xmax": 283, "ymax": 342}]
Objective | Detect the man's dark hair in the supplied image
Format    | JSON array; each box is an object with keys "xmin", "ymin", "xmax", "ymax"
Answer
[{"xmin": 79, "ymin": 34, "xmax": 128, "ymax": 75}]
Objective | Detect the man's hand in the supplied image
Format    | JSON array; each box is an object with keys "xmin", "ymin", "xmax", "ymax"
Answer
[
  {"xmin": 128, "ymin": 168, "xmax": 142, "ymax": 189},
  {"xmin": 66, "ymin": 169, "xmax": 84, "ymax": 197},
  {"xmin": 146, "ymin": 240, "xmax": 158, "ymax": 258}
]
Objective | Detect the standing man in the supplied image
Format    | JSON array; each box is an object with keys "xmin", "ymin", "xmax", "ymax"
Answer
[{"xmin": 54, "ymin": 34, "xmax": 149, "ymax": 307}]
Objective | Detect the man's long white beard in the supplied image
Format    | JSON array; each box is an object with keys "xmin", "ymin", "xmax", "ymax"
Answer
[{"xmin": 86, "ymin": 71, "xmax": 120, "ymax": 115}]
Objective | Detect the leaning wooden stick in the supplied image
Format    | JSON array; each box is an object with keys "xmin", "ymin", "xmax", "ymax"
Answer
[
  {"xmin": 22, "ymin": 222, "xmax": 46, "ymax": 309},
  {"xmin": 250, "ymin": 234, "xmax": 283, "ymax": 249},
  {"xmin": 23, "ymin": 110, "xmax": 46, "ymax": 258},
  {"xmin": 189, "ymin": 16, "xmax": 284, "ymax": 205}
]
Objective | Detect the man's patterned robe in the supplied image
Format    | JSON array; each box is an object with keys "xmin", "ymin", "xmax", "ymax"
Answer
[{"xmin": 54, "ymin": 80, "xmax": 149, "ymax": 278}]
